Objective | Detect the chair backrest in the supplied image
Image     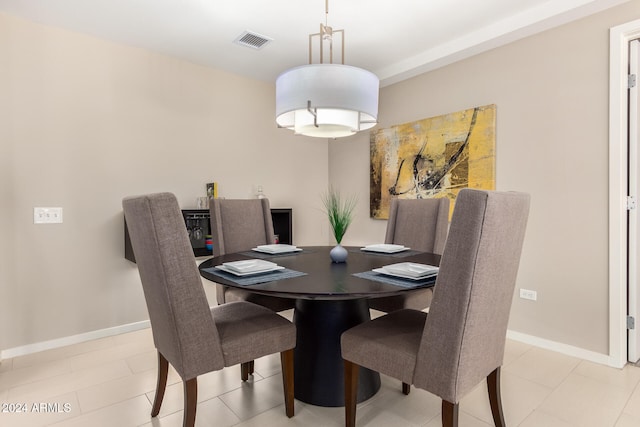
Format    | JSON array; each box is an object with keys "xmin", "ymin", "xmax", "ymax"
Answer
[
  {"xmin": 384, "ymin": 198, "xmax": 450, "ymax": 254},
  {"xmin": 413, "ymin": 189, "xmax": 530, "ymax": 403},
  {"xmin": 209, "ymin": 198, "xmax": 275, "ymax": 256},
  {"xmin": 123, "ymin": 193, "xmax": 225, "ymax": 380}
]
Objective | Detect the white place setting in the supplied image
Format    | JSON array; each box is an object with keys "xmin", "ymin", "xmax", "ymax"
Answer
[
  {"xmin": 373, "ymin": 262, "xmax": 439, "ymax": 280},
  {"xmin": 215, "ymin": 259, "xmax": 284, "ymax": 276},
  {"xmin": 360, "ymin": 243, "xmax": 410, "ymax": 254},
  {"xmin": 252, "ymin": 244, "xmax": 303, "ymax": 254}
]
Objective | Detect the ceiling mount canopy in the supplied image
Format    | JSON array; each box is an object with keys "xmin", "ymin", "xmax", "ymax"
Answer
[{"xmin": 275, "ymin": 0, "xmax": 379, "ymax": 138}]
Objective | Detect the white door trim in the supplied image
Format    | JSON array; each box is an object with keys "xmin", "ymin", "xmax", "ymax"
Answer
[
  {"xmin": 629, "ymin": 39, "xmax": 640, "ymax": 362},
  {"xmin": 609, "ymin": 19, "xmax": 640, "ymax": 369}
]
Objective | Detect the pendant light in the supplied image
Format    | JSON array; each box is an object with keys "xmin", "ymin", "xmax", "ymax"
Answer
[{"xmin": 275, "ymin": 0, "xmax": 379, "ymax": 138}]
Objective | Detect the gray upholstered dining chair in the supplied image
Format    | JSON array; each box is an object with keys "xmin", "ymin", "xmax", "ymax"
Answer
[
  {"xmin": 342, "ymin": 189, "xmax": 530, "ymax": 427},
  {"xmin": 210, "ymin": 197, "xmax": 296, "ymax": 380},
  {"xmin": 368, "ymin": 197, "xmax": 450, "ymax": 313},
  {"xmin": 209, "ymin": 197, "xmax": 296, "ymax": 312},
  {"xmin": 123, "ymin": 193, "xmax": 295, "ymax": 427}
]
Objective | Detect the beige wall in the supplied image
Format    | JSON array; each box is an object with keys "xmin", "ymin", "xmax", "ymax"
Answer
[
  {"xmin": 0, "ymin": 14, "xmax": 12, "ymax": 354},
  {"xmin": 331, "ymin": 0, "xmax": 640, "ymax": 356},
  {"xmin": 4, "ymin": 0, "xmax": 640, "ymax": 358},
  {"xmin": 0, "ymin": 13, "xmax": 329, "ymax": 352}
]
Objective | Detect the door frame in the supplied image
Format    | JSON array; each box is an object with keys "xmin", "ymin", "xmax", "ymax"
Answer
[
  {"xmin": 609, "ymin": 18, "xmax": 640, "ymax": 369},
  {"xmin": 629, "ymin": 39, "xmax": 640, "ymax": 362}
]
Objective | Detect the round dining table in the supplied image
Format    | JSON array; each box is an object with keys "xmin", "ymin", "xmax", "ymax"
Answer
[{"xmin": 198, "ymin": 245, "xmax": 440, "ymax": 407}]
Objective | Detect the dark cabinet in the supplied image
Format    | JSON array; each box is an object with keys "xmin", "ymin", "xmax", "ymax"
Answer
[
  {"xmin": 270, "ymin": 208, "xmax": 293, "ymax": 245},
  {"xmin": 125, "ymin": 208, "xmax": 293, "ymax": 263}
]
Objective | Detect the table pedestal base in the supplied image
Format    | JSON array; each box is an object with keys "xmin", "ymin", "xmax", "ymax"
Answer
[{"xmin": 293, "ymin": 299, "xmax": 381, "ymax": 407}]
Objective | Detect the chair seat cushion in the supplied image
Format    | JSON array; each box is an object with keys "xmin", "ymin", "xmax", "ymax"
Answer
[
  {"xmin": 225, "ymin": 287, "xmax": 296, "ymax": 312},
  {"xmin": 341, "ymin": 309, "xmax": 427, "ymax": 384},
  {"xmin": 213, "ymin": 301, "xmax": 296, "ymax": 366},
  {"xmin": 368, "ymin": 288, "xmax": 433, "ymax": 313}
]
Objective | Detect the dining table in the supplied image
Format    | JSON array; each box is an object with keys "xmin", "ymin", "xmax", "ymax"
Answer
[{"xmin": 198, "ymin": 245, "xmax": 440, "ymax": 407}]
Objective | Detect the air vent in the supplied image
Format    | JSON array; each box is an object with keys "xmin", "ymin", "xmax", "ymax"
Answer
[{"xmin": 233, "ymin": 31, "xmax": 272, "ymax": 50}]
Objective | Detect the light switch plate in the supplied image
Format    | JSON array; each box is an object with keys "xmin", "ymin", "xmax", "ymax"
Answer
[
  {"xmin": 519, "ymin": 288, "xmax": 537, "ymax": 301},
  {"xmin": 34, "ymin": 207, "xmax": 63, "ymax": 224}
]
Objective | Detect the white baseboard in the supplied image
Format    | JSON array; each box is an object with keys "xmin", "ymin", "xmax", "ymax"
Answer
[
  {"xmin": 0, "ymin": 320, "xmax": 151, "ymax": 360},
  {"xmin": 507, "ymin": 329, "xmax": 616, "ymax": 367},
  {"xmin": 0, "ymin": 322, "xmax": 618, "ymax": 368}
]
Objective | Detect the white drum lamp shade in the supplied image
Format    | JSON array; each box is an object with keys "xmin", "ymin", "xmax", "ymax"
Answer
[{"xmin": 276, "ymin": 64, "xmax": 379, "ymax": 138}]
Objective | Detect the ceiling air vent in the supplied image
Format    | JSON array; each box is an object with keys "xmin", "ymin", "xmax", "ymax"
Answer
[{"xmin": 233, "ymin": 31, "xmax": 273, "ymax": 50}]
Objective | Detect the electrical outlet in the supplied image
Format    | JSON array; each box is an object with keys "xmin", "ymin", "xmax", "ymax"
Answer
[
  {"xmin": 519, "ymin": 288, "xmax": 537, "ymax": 301},
  {"xmin": 34, "ymin": 207, "xmax": 63, "ymax": 224}
]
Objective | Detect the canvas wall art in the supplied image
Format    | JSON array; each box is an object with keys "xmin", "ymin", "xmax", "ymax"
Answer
[{"xmin": 370, "ymin": 104, "xmax": 496, "ymax": 219}]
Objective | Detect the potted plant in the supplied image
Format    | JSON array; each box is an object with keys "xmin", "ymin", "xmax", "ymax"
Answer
[{"xmin": 322, "ymin": 187, "xmax": 357, "ymax": 263}]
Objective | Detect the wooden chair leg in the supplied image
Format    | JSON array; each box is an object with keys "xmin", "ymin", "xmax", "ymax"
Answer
[
  {"xmin": 487, "ymin": 367, "xmax": 506, "ymax": 427},
  {"xmin": 183, "ymin": 378, "xmax": 197, "ymax": 427},
  {"xmin": 151, "ymin": 351, "xmax": 169, "ymax": 417},
  {"xmin": 249, "ymin": 360, "xmax": 255, "ymax": 375},
  {"xmin": 402, "ymin": 382, "xmax": 411, "ymax": 395},
  {"xmin": 344, "ymin": 360, "xmax": 359, "ymax": 427},
  {"xmin": 241, "ymin": 362, "xmax": 250, "ymax": 381},
  {"xmin": 280, "ymin": 349, "xmax": 295, "ymax": 418},
  {"xmin": 442, "ymin": 400, "xmax": 459, "ymax": 427}
]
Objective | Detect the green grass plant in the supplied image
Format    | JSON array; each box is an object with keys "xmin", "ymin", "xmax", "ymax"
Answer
[{"xmin": 322, "ymin": 187, "xmax": 357, "ymax": 244}]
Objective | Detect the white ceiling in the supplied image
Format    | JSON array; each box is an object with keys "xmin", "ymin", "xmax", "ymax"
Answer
[{"xmin": 0, "ymin": 0, "xmax": 629, "ymax": 86}]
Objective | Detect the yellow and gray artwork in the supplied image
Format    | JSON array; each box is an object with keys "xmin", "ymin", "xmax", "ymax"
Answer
[{"xmin": 370, "ymin": 104, "xmax": 496, "ymax": 219}]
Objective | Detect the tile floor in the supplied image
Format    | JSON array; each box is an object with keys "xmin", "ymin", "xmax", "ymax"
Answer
[{"xmin": 1, "ymin": 309, "xmax": 640, "ymax": 427}]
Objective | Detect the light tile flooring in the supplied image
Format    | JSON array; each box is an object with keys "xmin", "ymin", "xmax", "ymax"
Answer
[{"xmin": 2, "ymin": 311, "xmax": 640, "ymax": 427}]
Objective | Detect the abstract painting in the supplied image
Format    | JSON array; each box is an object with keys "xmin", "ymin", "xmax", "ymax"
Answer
[{"xmin": 370, "ymin": 104, "xmax": 496, "ymax": 219}]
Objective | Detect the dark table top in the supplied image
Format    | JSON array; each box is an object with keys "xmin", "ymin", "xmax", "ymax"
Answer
[{"xmin": 198, "ymin": 246, "xmax": 440, "ymax": 300}]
